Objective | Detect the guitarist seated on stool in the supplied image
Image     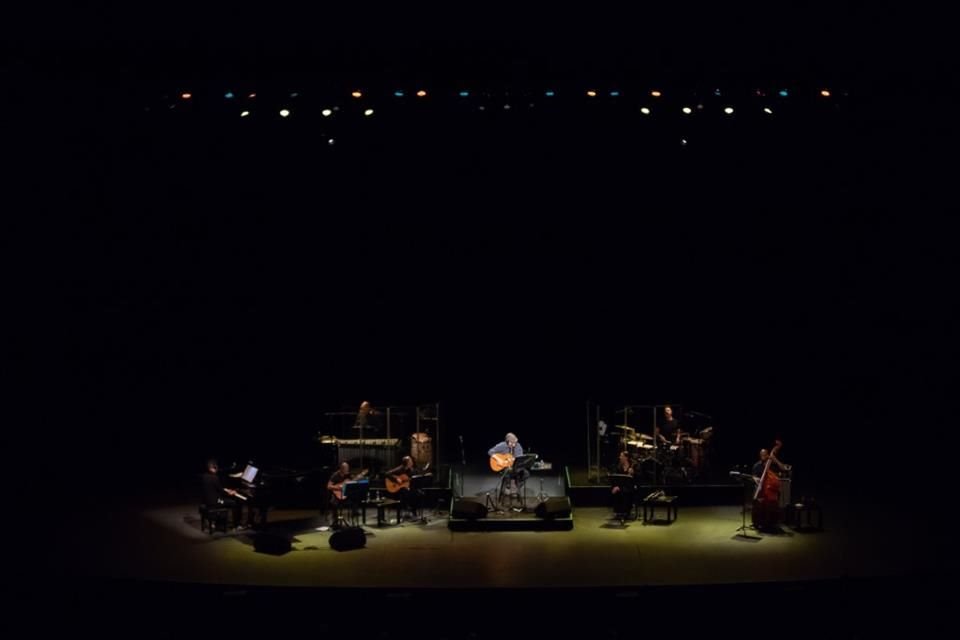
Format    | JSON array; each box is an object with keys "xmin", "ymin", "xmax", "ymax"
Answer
[
  {"xmin": 488, "ymin": 432, "xmax": 529, "ymax": 495},
  {"xmin": 385, "ymin": 455, "xmax": 426, "ymax": 518},
  {"xmin": 326, "ymin": 462, "xmax": 369, "ymax": 521}
]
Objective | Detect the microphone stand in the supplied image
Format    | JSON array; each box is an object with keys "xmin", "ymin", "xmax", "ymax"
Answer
[
  {"xmin": 455, "ymin": 436, "xmax": 466, "ymax": 500},
  {"xmin": 733, "ymin": 469, "xmax": 761, "ymax": 540}
]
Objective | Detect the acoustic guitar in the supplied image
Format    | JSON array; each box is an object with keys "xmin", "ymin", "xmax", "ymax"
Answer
[
  {"xmin": 330, "ymin": 469, "xmax": 369, "ymax": 501},
  {"xmin": 385, "ymin": 471, "xmax": 433, "ymax": 494},
  {"xmin": 489, "ymin": 452, "xmax": 515, "ymax": 472}
]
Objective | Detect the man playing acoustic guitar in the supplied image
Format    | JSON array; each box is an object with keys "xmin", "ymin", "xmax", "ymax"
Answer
[
  {"xmin": 385, "ymin": 455, "xmax": 430, "ymax": 520},
  {"xmin": 488, "ymin": 432, "xmax": 529, "ymax": 496},
  {"xmin": 327, "ymin": 462, "xmax": 369, "ymax": 526}
]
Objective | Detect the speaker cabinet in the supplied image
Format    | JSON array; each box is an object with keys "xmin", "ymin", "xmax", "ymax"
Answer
[
  {"xmin": 253, "ymin": 530, "xmax": 292, "ymax": 555},
  {"xmin": 450, "ymin": 499, "xmax": 488, "ymax": 520},
  {"xmin": 534, "ymin": 496, "xmax": 572, "ymax": 519},
  {"xmin": 329, "ymin": 526, "xmax": 367, "ymax": 551}
]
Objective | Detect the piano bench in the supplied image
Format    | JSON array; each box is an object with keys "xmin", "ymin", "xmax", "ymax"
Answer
[
  {"xmin": 199, "ymin": 505, "xmax": 231, "ymax": 534},
  {"xmin": 642, "ymin": 496, "xmax": 678, "ymax": 525}
]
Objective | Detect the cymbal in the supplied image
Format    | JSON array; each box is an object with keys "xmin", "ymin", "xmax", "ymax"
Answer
[
  {"xmin": 637, "ymin": 434, "xmax": 654, "ymax": 441},
  {"xmin": 613, "ymin": 424, "xmax": 636, "ymax": 430}
]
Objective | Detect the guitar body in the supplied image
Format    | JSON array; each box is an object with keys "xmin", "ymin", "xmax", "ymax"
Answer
[
  {"xmin": 385, "ymin": 473, "xmax": 411, "ymax": 493},
  {"xmin": 490, "ymin": 452, "xmax": 515, "ymax": 472}
]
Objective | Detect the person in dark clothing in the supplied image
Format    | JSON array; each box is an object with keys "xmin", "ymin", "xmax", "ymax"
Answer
[
  {"xmin": 656, "ymin": 406, "xmax": 682, "ymax": 445},
  {"xmin": 201, "ymin": 459, "xmax": 244, "ymax": 530},
  {"xmin": 327, "ymin": 462, "xmax": 368, "ymax": 526},
  {"xmin": 385, "ymin": 455, "xmax": 424, "ymax": 520},
  {"xmin": 354, "ymin": 401, "xmax": 380, "ymax": 432},
  {"xmin": 610, "ymin": 451, "xmax": 637, "ymax": 521},
  {"xmin": 752, "ymin": 447, "xmax": 790, "ymax": 479}
]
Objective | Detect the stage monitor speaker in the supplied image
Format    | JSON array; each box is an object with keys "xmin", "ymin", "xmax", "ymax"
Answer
[
  {"xmin": 253, "ymin": 530, "xmax": 292, "ymax": 555},
  {"xmin": 535, "ymin": 496, "xmax": 572, "ymax": 519},
  {"xmin": 329, "ymin": 526, "xmax": 367, "ymax": 551},
  {"xmin": 451, "ymin": 499, "xmax": 488, "ymax": 520}
]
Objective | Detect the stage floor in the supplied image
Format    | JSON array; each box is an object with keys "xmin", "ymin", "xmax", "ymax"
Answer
[{"xmin": 42, "ymin": 491, "xmax": 949, "ymax": 591}]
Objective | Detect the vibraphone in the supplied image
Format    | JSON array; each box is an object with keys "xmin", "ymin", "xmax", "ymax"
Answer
[{"xmin": 320, "ymin": 437, "xmax": 402, "ymax": 469}]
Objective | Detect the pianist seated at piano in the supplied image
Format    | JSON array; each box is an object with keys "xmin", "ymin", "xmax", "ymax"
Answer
[
  {"xmin": 201, "ymin": 459, "xmax": 246, "ymax": 530},
  {"xmin": 385, "ymin": 455, "xmax": 427, "ymax": 520}
]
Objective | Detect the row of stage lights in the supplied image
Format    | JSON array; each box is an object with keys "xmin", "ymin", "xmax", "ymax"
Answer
[{"xmin": 166, "ymin": 87, "xmax": 836, "ymax": 120}]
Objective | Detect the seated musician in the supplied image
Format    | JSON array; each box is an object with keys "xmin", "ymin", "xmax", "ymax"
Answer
[
  {"xmin": 752, "ymin": 447, "xmax": 791, "ymax": 479},
  {"xmin": 385, "ymin": 455, "xmax": 423, "ymax": 519},
  {"xmin": 327, "ymin": 462, "xmax": 355, "ymax": 522},
  {"xmin": 610, "ymin": 451, "xmax": 636, "ymax": 520},
  {"xmin": 201, "ymin": 459, "xmax": 246, "ymax": 530},
  {"xmin": 488, "ymin": 432, "xmax": 528, "ymax": 494}
]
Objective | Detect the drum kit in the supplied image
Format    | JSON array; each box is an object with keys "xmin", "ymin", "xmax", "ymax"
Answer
[{"xmin": 614, "ymin": 424, "xmax": 713, "ymax": 482}]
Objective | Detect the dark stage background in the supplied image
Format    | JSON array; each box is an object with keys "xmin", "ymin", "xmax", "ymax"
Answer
[{"xmin": 8, "ymin": 2, "xmax": 956, "ymax": 513}]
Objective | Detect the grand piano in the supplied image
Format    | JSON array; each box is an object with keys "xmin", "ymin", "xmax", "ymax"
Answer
[{"xmin": 224, "ymin": 460, "xmax": 327, "ymax": 523}]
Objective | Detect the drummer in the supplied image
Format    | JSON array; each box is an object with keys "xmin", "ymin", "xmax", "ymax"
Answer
[{"xmin": 656, "ymin": 405, "xmax": 683, "ymax": 445}]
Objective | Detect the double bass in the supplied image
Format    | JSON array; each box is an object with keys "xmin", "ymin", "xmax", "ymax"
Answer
[{"xmin": 752, "ymin": 440, "xmax": 783, "ymax": 530}]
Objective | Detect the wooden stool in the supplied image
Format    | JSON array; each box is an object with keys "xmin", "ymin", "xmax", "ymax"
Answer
[
  {"xmin": 786, "ymin": 502, "xmax": 823, "ymax": 531},
  {"xmin": 642, "ymin": 495, "xmax": 678, "ymax": 524}
]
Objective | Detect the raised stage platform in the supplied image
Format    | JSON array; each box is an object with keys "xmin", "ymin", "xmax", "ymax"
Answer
[{"xmin": 448, "ymin": 464, "xmax": 573, "ymax": 530}]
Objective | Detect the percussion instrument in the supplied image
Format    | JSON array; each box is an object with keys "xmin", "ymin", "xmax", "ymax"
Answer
[
  {"xmin": 410, "ymin": 432, "xmax": 432, "ymax": 466},
  {"xmin": 681, "ymin": 437, "xmax": 704, "ymax": 469}
]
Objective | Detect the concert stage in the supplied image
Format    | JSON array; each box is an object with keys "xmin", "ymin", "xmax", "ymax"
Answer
[{"xmin": 28, "ymin": 487, "xmax": 953, "ymax": 636}]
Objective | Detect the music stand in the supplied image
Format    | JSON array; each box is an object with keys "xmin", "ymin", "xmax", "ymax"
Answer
[
  {"xmin": 409, "ymin": 473, "xmax": 434, "ymax": 523},
  {"xmin": 731, "ymin": 471, "xmax": 761, "ymax": 540},
  {"xmin": 342, "ymin": 479, "xmax": 370, "ymax": 528},
  {"xmin": 500, "ymin": 454, "xmax": 539, "ymax": 512}
]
